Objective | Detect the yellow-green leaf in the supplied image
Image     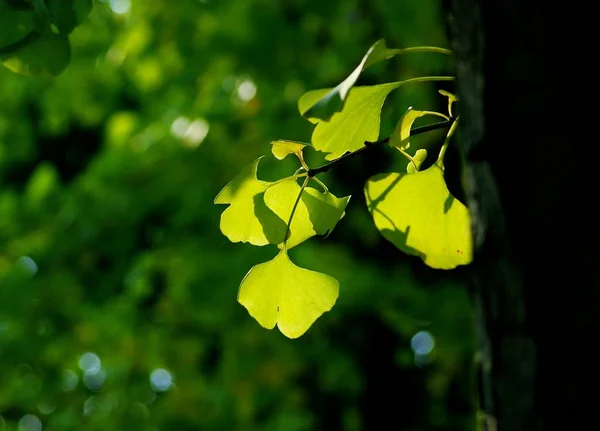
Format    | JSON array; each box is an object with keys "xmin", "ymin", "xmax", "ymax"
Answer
[
  {"xmin": 300, "ymin": 77, "xmax": 454, "ymax": 161},
  {"xmin": 263, "ymin": 178, "xmax": 349, "ymax": 248},
  {"xmin": 299, "ymin": 39, "xmax": 452, "ymax": 121},
  {"xmin": 271, "ymin": 140, "xmax": 309, "ymax": 161},
  {"xmin": 364, "ymin": 164, "xmax": 472, "ymax": 269},
  {"xmin": 407, "ymin": 149, "xmax": 427, "ymax": 173},
  {"xmin": 214, "ymin": 158, "xmax": 287, "ymax": 246},
  {"xmin": 390, "ymin": 107, "xmax": 447, "ymax": 151},
  {"xmin": 1, "ymin": 31, "xmax": 70, "ymax": 77},
  {"xmin": 238, "ymin": 249, "xmax": 339, "ymax": 339},
  {"xmin": 439, "ymin": 89, "xmax": 458, "ymax": 117}
]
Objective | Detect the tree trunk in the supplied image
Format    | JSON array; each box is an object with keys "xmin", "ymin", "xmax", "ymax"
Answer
[{"xmin": 445, "ymin": 1, "xmax": 598, "ymax": 430}]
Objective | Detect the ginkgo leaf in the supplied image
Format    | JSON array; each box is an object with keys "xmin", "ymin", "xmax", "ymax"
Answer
[
  {"xmin": 407, "ymin": 149, "xmax": 427, "ymax": 173},
  {"xmin": 364, "ymin": 163, "xmax": 472, "ymax": 269},
  {"xmin": 299, "ymin": 77, "xmax": 454, "ymax": 161},
  {"xmin": 214, "ymin": 158, "xmax": 287, "ymax": 246},
  {"xmin": 238, "ymin": 248, "xmax": 339, "ymax": 339},
  {"xmin": 271, "ymin": 140, "xmax": 310, "ymax": 161},
  {"xmin": 439, "ymin": 89, "xmax": 458, "ymax": 117},
  {"xmin": 46, "ymin": 0, "xmax": 93, "ymax": 34},
  {"xmin": 263, "ymin": 178, "xmax": 349, "ymax": 248},
  {"xmin": 1, "ymin": 30, "xmax": 71, "ymax": 77},
  {"xmin": 390, "ymin": 107, "xmax": 447, "ymax": 151},
  {"xmin": 0, "ymin": 3, "xmax": 34, "ymax": 49},
  {"xmin": 299, "ymin": 39, "xmax": 452, "ymax": 121}
]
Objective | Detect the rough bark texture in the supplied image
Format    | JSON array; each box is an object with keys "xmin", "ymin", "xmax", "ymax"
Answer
[{"xmin": 445, "ymin": 1, "xmax": 597, "ymax": 430}]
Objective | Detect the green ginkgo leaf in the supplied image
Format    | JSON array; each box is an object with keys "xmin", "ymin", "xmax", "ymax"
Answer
[
  {"xmin": 237, "ymin": 248, "xmax": 339, "ymax": 339},
  {"xmin": 364, "ymin": 162, "xmax": 472, "ymax": 269},
  {"xmin": 271, "ymin": 140, "xmax": 310, "ymax": 161},
  {"xmin": 214, "ymin": 158, "xmax": 287, "ymax": 246},
  {"xmin": 390, "ymin": 107, "xmax": 447, "ymax": 151},
  {"xmin": 299, "ymin": 39, "xmax": 453, "ymax": 121},
  {"xmin": 263, "ymin": 178, "xmax": 349, "ymax": 248},
  {"xmin": 1, "ymin": 30, "xmax": 70, "ymax": 76},
  {"xmin": 407, "ymin": 149, "xmax": 427, "ymax": 173},
  {"xmin": 46, "ymin": 0, "xmax": 93, "ymax": 34},
  {"xmin": 299, "ymin": 77, "xmax": 454, "ymax": 161},
  {"xmin": 0, "ymin": 2, "xmax": 34, "ymax": 49}
]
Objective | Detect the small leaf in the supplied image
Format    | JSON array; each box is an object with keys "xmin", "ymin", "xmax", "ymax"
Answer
[
  {"xmin": 407, "ymin": 149, "xmax": 427, "ymax": 173},
  {"xmin": 238, "ymin": 248, "xmax": 339, "ymax": 339},
  {"xmin": 271, "ymin": 140, "xmax": 309, "ymax": 161},
  {"xmin": 263, "ymin": 178, "xmax": 349, "ymax": 248},
  {"xmin": 214, "ymin": 158, "xmax": 287, "ymax": 246},
  {"xmin": 364, "ymin": 164, "xmax": 472, "ymax": 269},
  {"xmin": 439, "ymin": 89, "xmax": 458, "ymax": 117},
  {"xmin": 1, "ymin": 30, "xmax": 71, "ymax": 76},
  {"xmin": 299, "ymin": 39, "xmax": 452, "ymax": 121},
  {"xmin": 46, "ymin": 0, "xmax": 93, "ymax": 34},
  {"xmin": 390, "ymin": 107, "xmax": 447, "ymax": 151}
]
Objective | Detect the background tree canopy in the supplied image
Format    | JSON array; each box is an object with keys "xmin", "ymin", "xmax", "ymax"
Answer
[{"xmin": 0, "ymin": 0, "xmax": 475, "ymax": 430}]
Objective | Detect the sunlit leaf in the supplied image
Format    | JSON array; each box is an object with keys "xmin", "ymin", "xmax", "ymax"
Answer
[
  {"xmin": 0, "ymin": 3, "xmax": 34, "ymax": 49},
  {"xmin": 390, "ymin": 107, "xmax": 447, "ymax": 151},
  {"xmin": 364, "ymin": 162, "xmax": 472, "ymax": 269},
  {"xmin": 237, "ymin": 248, "xmax": 339, "ymax": 339},
  {"xmin": 271, "ymin": 140, "xmax": 310, "ymax": 161},
  {"xmin": 300, "ymin": 77, "xmax": 454, "ymax": 161},
  {"xmin": 407, "ymin": 149, "xmax": 427, "ymax": 173},
  {"xmin": 46, "ymin": 0, "xmax": 93, "ymax": 34},
  {"xmin": 299, "ymin": 39, "xmax": 452, "ymax": 121},
  {"xmin": 1, "ymin": 30, "xmax": 70, "ymax": 76},
  {"xmin": 214, "ymin": 158, "xmax": 287, "ymax": 246},
  {"xmin": 439, "ymin": 89, "xmax": 458, "ymax": 117},
  {"xmin": 263, "ymin": 178, "xmax": 349, "ymax": 248}
]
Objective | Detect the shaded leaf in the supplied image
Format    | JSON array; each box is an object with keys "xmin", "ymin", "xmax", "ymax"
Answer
[
  {"xmin": 299, "ymin": 39, "xmax": 452, "ymax": 121},
  {"xmin": 238, "ymin": 249, "xmax": 339, "ymax": 339},
  {"xmin": 1, "ymin": 30, "xmax": 70, "ymax": 76},
  {"xmin": 0, "ymin": 2, "xmax": 34, "ymax": 49},
  {"xmin": 364, "ymin": 163, "xmax": 472, "ymax": 269},
  {"xmin": 214, "ymin": 158, "xmax": 287, "ymax": 246},
  {"xmin": 271, "ymin": 140, "xmax": 310, "ymax": 161},
  {"xmin": 46, "ymin": 0, "xmax": 93, "ymax": 34},
  {"xmin": 407, "ymin": 149, "xmax": 427, "ymax": 173},
  {"xmin": 263, "ymin": 178, "xmax": 349, "ymax": 248},
  {"xmin": 390, "ymin": 107, "xmax": 447, "ymax": 151}
]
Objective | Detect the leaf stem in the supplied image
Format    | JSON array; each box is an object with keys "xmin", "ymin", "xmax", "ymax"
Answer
[
  {"xmin": 284, "ymin": 176, "xmax": 310, "ymax": 246},
  {"xmin": 436, "ymin": 117, "xmax": 460, "ymax": 168},
  {"xmin": 307, "ymin": 119, "xmax": 454, "ymax": 177}
]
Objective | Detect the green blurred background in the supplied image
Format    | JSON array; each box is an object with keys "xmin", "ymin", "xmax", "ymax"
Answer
[{"xmin": 0, "ymin": 0, "xmax": 476, "ymax": 430}]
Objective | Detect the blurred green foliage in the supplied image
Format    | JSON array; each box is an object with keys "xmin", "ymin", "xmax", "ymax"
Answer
[{"xmin": 0, "ymin": 0, "xmax": 475, "ymax": 430}]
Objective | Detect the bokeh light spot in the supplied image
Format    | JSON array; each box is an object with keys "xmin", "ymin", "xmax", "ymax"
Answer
[
  {"xmin": 150, "ymin": 368, "xmax": 173, "ymax": 392},
  {"xmin": 18, "ymin": 414, "xmax": 41, "ymax": 431},
  {"xmin": 237, "ymin": 79, "xmax": 257, "ymax": 101},
  {"xmin": 16, "ymin": 256, "xmax": 38, "ymax": 276},
  {"xmin": 78, "ymin": 352, "xmax": 101, "ymax": 374},
  {"xmin": 109, "ymin": 0, "xmax": 131, "ymax": 14},
  {"xmin": 410, "ymin": 330, "xmax": 435, "ymax": 355},
  {"xmin": 61, "ymin": 369, "xmax": 78, "ymax": 391}
]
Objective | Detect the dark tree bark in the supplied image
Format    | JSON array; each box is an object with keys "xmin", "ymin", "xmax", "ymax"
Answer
[{"xmin": 445, "ymin": 1, "xmax": 598, "ymax": 430}]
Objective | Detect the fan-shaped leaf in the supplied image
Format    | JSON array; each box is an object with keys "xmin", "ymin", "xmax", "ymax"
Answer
[
  {"xmin": 271, "ymin": 140, "xmax": 310, "ymax": 161},
  {"xmin": 299, "ymin": 39, "xmax": 452, "ymax": 121},
  {"xmin": 214, "ymin": 158, "xmax": 287, "ymax": 246},
  {"xmin": 390, "ymin": 107, "xmax": 447, "ymax": 151},
  {"xmin": 46, "ymin": 0, "xmax": 93, "ymax": 34},
  {"xmin": 238, "ymin": 249, "xmax": 339, "ymax": 339},
  {"xmin": 364, "ymin": 163, "xmax": 472, "ymax": 269},
  {"xmin": 263, "ymin": 178, "xmax": 349, "ymax": 248},
  {"xmin": 1, "ymin": 30, "xmax": 70, "ymax": 77}
]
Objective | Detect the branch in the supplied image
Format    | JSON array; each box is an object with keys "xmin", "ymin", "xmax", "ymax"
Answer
[{"xmin": 307, "ymin": 119, "xmax": 454, "ymax": 177}]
